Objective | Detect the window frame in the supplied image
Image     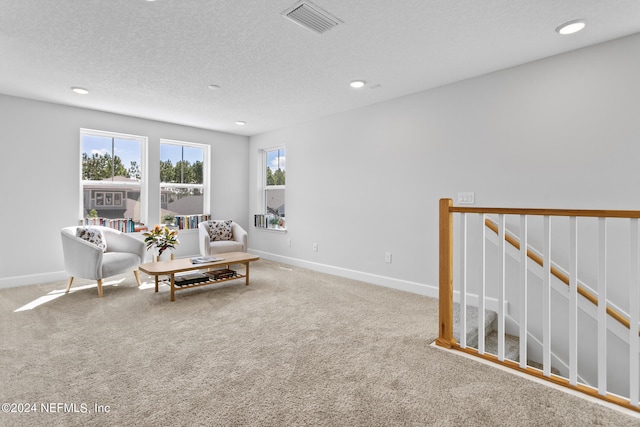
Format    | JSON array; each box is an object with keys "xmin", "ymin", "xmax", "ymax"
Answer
[
  {"xmin": 79, "ymin": 128, "xmax": 148, "ymax": 225},
  {"xmin": 159, "ymin": 138, "xmax": 210, "ymax": 218},
  {"xmin": 260, "ymin": 146, "xmax": 286, "ymax": 229}
]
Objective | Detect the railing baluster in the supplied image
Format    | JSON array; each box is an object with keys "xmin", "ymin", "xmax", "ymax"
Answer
[
  {"xmin": 497, "ymin": 214, "xmax": 505, "ymax": 361},
  {"xmin": 460, "ymin": 213, "xmax": 467, "ymax": 348},
  {"xmin": 479, "ymin": 213, "xmax": 486, "ymax": 354},
  {"xmin": 543, "ymin": 215, "xmax": 551, "ymax": 377},
  {"xmin": 569, "ymin": 216, "xmax": 578, "ymax": 386},
  {"xmin": 597, "ymin": 217, "xmax": 607, "ymax": 396},
  {"xmin": 519, "ymin": 215, "xmax": 528, "ymax": 369},
  {"xmin": 630, "ymin": 218, "xmax": 639, "ymax": 407}
]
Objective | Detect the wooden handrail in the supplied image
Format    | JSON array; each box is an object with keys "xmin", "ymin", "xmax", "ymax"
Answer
[
  {"xmin": 452, "ymin": 206, "xmax": 640, "ymax": 218},
  {"xmin": 484, "ymin": 218, "xmax": 636, "ymax": 335}
]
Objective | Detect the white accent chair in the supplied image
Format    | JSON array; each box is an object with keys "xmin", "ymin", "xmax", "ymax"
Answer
[
  {"xmin": 198, "ymin": 221, "xmax": 247, "ymax": 256},
  {"xmin": 61, "ymin": 226, "xmax": 146, "ymax": 298}
]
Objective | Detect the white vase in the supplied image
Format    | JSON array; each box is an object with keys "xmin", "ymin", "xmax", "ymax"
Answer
[{"xmin": 153, "ymin": 248, "xmax": 173, "ymax": 262}]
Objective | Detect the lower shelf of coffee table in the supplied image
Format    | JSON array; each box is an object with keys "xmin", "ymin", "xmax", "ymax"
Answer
[{"xmin": 161, "ymin": 274, "xmax": 246, "ymax": 289}]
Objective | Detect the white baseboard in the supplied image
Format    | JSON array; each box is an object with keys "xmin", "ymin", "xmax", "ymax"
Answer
[
  {"xmin": 248, "ymin": 249, "xmax": 439, "ymax": 298},
  {"xmin": 0, "ymin": 271, "xmax": 68, "ymax": 290}
]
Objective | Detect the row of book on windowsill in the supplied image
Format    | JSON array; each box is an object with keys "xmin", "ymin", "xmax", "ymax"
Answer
[
  {"xmin": 81, "ymin": 213, "xmax": 211, "ymax": 233},
  {"xmin": 254, "ymin": 214, "xmax": 285, "ymax": 229},
  {"xmin": 81, "ymin": 217, "xmax": 147, "ymax": 233},
  {"xmin": 173, "ymin": 214, "xmax": 211, "ymax": 230}
]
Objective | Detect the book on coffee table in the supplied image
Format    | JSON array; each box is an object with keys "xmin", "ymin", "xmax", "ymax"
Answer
[
  {"xmin": 174, "ymin": 272, "xmax": 209, "ymax": 286},
  {"xmin": 205, "ymin": 269, "xmax": 237, "ymax": 280},
  {"xmin": 191, "ymin": 256, "xmax": 223, "ymax": 264}
]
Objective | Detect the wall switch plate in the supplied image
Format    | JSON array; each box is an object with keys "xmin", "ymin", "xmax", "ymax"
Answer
[
  {"xmin": 313, "ymin": 243, "xmax": 318, "ymax": 252},
  {"xmin": 288, "ymin": 239, "xmax": 292, "ymax": 247},
  {"xmin": 385, "ymin": 252, "xmax": 392, "ymax": 263},
  {"xmin": 457, "ymin": 192, "xmax": 475, "ymax": 204}
]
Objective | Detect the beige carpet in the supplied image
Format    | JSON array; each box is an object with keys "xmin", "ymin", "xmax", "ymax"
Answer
[{"xmin": 0, "ymin": 260, "xmax": 638, "ymax": 426}]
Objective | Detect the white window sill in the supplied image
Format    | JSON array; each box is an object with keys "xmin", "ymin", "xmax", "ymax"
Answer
[
  {"xmin": 255, "ymin": 227, "xmax": 287, "ymax": 233},
  {"xmin": 172, "ymin": 228, "xmax": 199, "ymax": 233}
]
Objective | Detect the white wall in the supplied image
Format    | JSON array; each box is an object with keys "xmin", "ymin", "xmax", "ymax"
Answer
[
  {"xmin": 0, "ymin": 95, "xmax": 249, "ymax": 287},
  {"xmin": 3, "ymin": 32, "xmax": 639, "ymax": 294},
  {"xmin": 248, "ymin": 32, "xmax": 640, "ymax": 298}
]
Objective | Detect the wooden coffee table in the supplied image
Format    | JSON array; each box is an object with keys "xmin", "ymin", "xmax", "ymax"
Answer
[{"xmin": 138, "ymin": 252, "xmax": 260, "ymax": 301}]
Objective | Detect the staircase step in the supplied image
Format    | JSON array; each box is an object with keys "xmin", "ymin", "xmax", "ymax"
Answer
[
  {"xmin": 453, "ymin": 303, "xmax": 497, "ymax": 348},
  {"xmin": 526, "ymin": 359, "xmax": 562, "ymax": 376},
  {"xmin": 485, "ymin": 330, "xmax": 520, "ymax": 362},
  {"xmin": 481, "ymin": 332, "xmax": 561, "ymax": 375},
  {"xmin": 453, "ymin": 303, "xmax": 561, "ymax": 374}
]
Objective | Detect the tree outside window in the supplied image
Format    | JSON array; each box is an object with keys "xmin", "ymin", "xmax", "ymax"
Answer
[
  {"xmin": 265, "ymin": 148, "xmax": 285, "ymax": 219},
  {"xmin": 160, "ymin": 140, "xmax": 208, "ymax": 217},
  {"xmin": 80, "ymin": 130, "xmax": 144, "ymax": 222}
]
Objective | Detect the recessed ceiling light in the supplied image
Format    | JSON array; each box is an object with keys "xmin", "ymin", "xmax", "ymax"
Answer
[
  {"xmin": 350, "ymin": 80, "xmax": 366, "ymax": 89},
  {"xmin": 71, "ymin": 87, "xmax": 89, "ymax": 95},
  {"xmin": 208, "ymin": 84, "xmax": 221, "ymax": 90},
  {"xmin": 235, "ymin": 121, "xmax": 246, "ymax": 126},
  {"xmin": 556, "ymin": 19, "xmax": 586, "ymax": 35}
]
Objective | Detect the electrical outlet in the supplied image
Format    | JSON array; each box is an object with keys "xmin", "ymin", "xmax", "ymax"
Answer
[
  {"xmin": 288, "ymin": 239, "xmax": 292, "ymax": 247},
  {"xmin": 313, "ymin": 243, "xmax": 318, "ymax": 252},
  {"xmin": 385, "ymin": 252, "xmax": 392, "ymax": 263}
]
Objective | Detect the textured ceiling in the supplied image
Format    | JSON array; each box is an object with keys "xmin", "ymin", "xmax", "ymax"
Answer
[{"xmin": 1, "ymin": 0, "xmax": 640, "ymax": 136}]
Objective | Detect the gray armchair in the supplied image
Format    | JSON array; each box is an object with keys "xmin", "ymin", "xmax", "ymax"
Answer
[
  {"xmin": 198, "ymin": 221, "xmax": 247, "ymax": 256},
  {"xmin": 61, "ymin": 226, "xmax": 146, "ymax": 298}
]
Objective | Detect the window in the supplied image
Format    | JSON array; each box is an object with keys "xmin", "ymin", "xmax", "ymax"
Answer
[
  {"xmin": 261, "ymin": 148, "xmax": 285, "ymax": 227},
  {"xmin": 160, "ymin": 139, "xmax": 210, "ymax": 219},
  {"xmin": 80, "ymin": 129, "xmax": 146, "ymax": 225},
  {"xmin": 95, "ymin": 192, "xmax": 123, "ymax": 206}
]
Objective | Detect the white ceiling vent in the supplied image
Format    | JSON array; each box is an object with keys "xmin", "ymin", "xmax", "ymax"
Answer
[{"xmin": 281, "ymin": 1, "xmax": 343, "ymax": 34}]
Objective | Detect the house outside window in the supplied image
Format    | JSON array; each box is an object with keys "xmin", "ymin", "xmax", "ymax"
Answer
[
  {"xmin": 160, "ymin": 139, "xmax": 210, "ymax": 221},
  {"xmin": 80, "ymin": 129, "xmax": 146, "ymax": 225}
]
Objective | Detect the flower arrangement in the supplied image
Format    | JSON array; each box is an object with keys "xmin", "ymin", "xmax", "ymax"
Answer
[{"xmin": 143, "ymin": 224, "xmax": 179, "ymax": 257}]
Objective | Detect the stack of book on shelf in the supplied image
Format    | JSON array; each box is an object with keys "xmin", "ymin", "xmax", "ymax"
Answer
[
  {"xmin": 206, "ymin": 269, "xmax": 237, "ymax": 280},
  {"xmin": 174, "ymin": 214, "xmax": 211, "ymax": 230},
  {"xmin": 254, "ymin": 214, "xmax": 268, "ymax": 228},
  {"xmin": 174, "ymin": 272, "xmax": 209, "ymax": 287},
  {"xmin": 81, "ymin": 217, "xmax": 141, "ymax": 233}
]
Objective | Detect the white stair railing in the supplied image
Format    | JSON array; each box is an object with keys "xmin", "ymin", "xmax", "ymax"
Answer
[{"xmin": 438, "ymin": 198, "xmax": 640, "ymax": 413}]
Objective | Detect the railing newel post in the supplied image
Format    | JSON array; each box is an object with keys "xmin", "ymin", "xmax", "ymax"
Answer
[{"xmin": 437, "ymin": 198, "xmax": 454, "ymax": 349}]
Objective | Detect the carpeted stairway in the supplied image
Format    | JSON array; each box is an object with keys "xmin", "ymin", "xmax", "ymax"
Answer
[
  {"xmin": 453, "ymin": 303, "xmax": 563, "ymax": 376},
  {"xmin": 453, "ymin": 303, "xmax": 520, "ymax": 363}
]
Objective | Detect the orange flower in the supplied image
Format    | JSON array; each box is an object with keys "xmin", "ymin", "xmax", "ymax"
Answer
[{"xmin": 143, "ymin": 224, "xmax": 180, "ymax": 256}]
